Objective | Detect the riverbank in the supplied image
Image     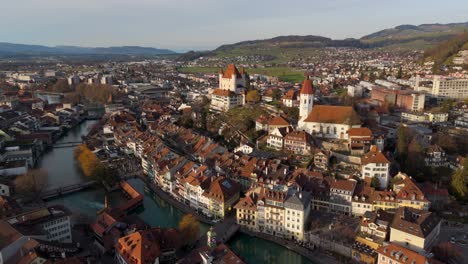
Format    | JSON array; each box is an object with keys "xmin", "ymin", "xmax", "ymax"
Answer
[
  {"xmin": 139, "ymin": 175, "xmax": 339, "ymax": 264},
  {"xmin": 139, "ymin": 176, "xmax": 214, "ymax": 225},
  {"xmin": 239, "ymin": 228, "xmax": 338, "ymax": 264}
]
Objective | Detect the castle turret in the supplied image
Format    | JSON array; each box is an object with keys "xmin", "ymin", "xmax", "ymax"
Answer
[{"xmin": 299, "ymin": 76, "xmax": 314, "ymax": 120}]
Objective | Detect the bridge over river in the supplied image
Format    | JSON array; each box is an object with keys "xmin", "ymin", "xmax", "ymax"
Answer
[
  {"xmin": 52, "ymin": 141, "xmax": 83, "ymax": 149},
  {"xmin": 40, "ymin": 181, "xmax": 96, "ymax": 200}
]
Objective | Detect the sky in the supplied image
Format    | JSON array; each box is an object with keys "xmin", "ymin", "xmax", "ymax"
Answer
[{"xmin": 1, "ymin": 0, "xmax": 467, "ymax": 52}]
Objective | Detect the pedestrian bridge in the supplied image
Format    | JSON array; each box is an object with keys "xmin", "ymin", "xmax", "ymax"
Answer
[
  {"xmin": 52, "ymin": 141, "xmax": 83, "ymax": 149},
  {"xmin": 41, "ymin": 181, "xmax": 96, "ymax": 200}
]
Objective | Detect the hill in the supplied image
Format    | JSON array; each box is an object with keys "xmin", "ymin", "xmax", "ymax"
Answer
[
  {"xmin": 423, "ymin": 32, "xmax": 468, "ymax": 70},
  {"xmin": 0, "ymin": 43, "xmax": 176, "ymax": 57},
  {"xmin": 178, "ymin": 22, "xmax": 468, "ymax": 61},
  {"xmin": 361, "ymin": 22, "xmax": 468, "ymax": 49}
]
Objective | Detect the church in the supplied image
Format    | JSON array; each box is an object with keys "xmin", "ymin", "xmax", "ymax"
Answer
[
  {"xmin": 297, "ymin": 76, "xmax": 361, "ymax": 140},
  {"xmin": 210, "ymin": 64, "xmax": 247, "ymax": 112}
]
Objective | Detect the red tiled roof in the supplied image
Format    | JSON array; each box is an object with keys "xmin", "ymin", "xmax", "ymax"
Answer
[
  {"xmin": 361, "ymin": 146, "xmax": 390, "ymax": 165},
  {"xmin": 330, "ymin": 179, "xmax": 356, "ymax": 192},
  {"xmin": 268, "ymin": 116, "xmax": 289, "ymax": 126},
  {"xmin": 211, "ymin": 89, "xmax": 237, "ymax": 97},
  {"xmin": 222, "ymin": 64, "xmax": 242, "ymax": 79},
  {"xmin": 347, "ymin": 127, "xmax": 373, "ymax": 138},
  {"xmin": 300, "ymin": 76, "xmax": 314, "ymax": 95},
  {"xmin": 303, "ymin": 105, "xmax": 360, "ymax": 125},
  {"xmin": 377, "ymin": 243, "xmax": 429, "ymax": 264}
]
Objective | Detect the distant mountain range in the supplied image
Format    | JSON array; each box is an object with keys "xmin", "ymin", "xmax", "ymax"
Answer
[
  {"xmin": 178, "ymin": 22, "xmax": 468, "ymax": 61},
  {"xmin": 0, "ymin": 43, "xmax": 176, "ymax": 57}
]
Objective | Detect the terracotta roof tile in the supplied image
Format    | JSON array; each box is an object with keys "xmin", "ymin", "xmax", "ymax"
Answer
[
  {"xmin": 303, "ymin": 105, "xmax": 360, "ymax": 125},
  {"xmin": 268, "ymin": 115, "xmax": 290, "ymax": 126},
  {"xmin": 300, "ymin": 76, "xmax": 314, "ymax": 95}
]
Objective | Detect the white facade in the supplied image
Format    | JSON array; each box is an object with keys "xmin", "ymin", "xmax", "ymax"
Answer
[
  {"xmin": 432, "ymin": 77, "xmax": 468, "ymax": 99},
  {"xmin": 41, "ymin": 215, "xmax": 72, "ymax": 243},
  {"xmin": 299, "ymin": 93, "xmax": 313, "ymax": 121},
  {"xmin": 347, "ymin": 85, "xmax": 363, "ymax": 97},
  {"xmin": 361, "ymin": 162, "xmax": 390, "ymax": 189},
  {"xmin": 299, "ymin": 122, "xmax": 355, "ymax": 140},
  {"xmin": 234, "ymin": 144, "xmax": 254, "ymax": 154}
]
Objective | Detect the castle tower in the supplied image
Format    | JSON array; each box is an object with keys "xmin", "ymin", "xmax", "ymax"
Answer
[{"xmin": 299, "ymin": 76, "xmax": 314, "ymax": 120}]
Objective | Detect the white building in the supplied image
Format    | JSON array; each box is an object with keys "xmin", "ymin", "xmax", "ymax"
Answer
[
  {"xmin": 329, "ymin": 179, "xmax": 356, "ymax": 216},
  {"xmin": 210, "ymin": 64, "xmax": 247, "ymax": 112},
  {"xmin": 347, "ymin": 85, "xmax": 363, "ymax": 97},
  {"xmin": 298, "ymin": 105, "xmax": 361, "ymax": 140},
  {"xmin": 6, "ymin": 205, "xmax": 72, "ymax": 243},
  {"xmin": 361, "ymin": 146, "xmax": 390, "ymax": 189},
  {"xmin": 431, "ymin": 76, "xmax": 468, "ymax": 99},
  {"xmin": 67, "ymin": 75, "xmax": 80, "ymax": 86}
]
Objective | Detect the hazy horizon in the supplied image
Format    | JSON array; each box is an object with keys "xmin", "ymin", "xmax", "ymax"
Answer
[{"xmin": 2, "ymin": 0, "xmax": 468, "ymax": 52}]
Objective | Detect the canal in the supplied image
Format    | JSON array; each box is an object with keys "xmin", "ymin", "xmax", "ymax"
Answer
[{"xmin": 40, "ymin": 120, "xmax": 313, "ymax": 264}]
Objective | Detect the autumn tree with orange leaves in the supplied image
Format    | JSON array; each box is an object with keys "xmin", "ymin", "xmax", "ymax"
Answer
[
  {"xmin": 74, "ymin": 144, "xmax": 99, "ymax": 177},
  {"xmin": 178, "ymin": 214, "xmax": 200, "ymax": 245}
]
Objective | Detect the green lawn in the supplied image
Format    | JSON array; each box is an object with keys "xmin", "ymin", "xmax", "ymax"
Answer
[{"xmin": 178, "ymin": 66, "xmax": 305, "ymax": 83}]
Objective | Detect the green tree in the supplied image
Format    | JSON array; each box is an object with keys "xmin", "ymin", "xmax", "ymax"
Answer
[
  {"xmin": 450, "ymin": 157, "xmax": 468, "ymax": 200},
  {"xmin": 370, "ymin": 176, "xmax": 380, "ymax": 189},
  {"xmin": 246, "ymin": 90, "xmax": 261, "ymax": 103},
  {"xmin": 440, "ymin": 99, "xmax": 455, "ymax": 113},
  {"xmin": 271, "ymin": 89, "xmax": 282, "ymax": 101}
]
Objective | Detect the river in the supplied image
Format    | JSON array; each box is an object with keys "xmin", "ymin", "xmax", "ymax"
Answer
[{"xmin": 40, "ymin": 120, "xmax": 313, "ymax": 264}]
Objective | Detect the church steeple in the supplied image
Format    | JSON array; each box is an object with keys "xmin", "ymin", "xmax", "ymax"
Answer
[{"xmin": 299, "ymin": 76, "xmax": 314, "ymax": 120}]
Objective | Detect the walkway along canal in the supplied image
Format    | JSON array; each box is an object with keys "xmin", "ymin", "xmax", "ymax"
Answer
[{"xmin": 39, "ymin": 120, "xmax": 315, "ymax": 264}]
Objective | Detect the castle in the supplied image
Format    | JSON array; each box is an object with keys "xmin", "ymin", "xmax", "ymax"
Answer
[{"xmin": 210, "ymin": 64, "xmax": 247, "ymax": 112}]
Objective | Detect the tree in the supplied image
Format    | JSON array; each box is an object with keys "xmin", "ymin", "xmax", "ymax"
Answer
[
  {"xmin": 178, "ymin": 214, "xmax": 199, "ymax": 245},
  {"xmin": 244, "ymin": 73, "xmax": 251, "ymax": 90},
  {"xmin": 369, "ymin": 72, "xmax": 377, "ymax": 82},
  {"xmin": 397, "ymin": 67, "xmax": 403, "ymax": 79},
  {"xmin": 246, "ymin": 90, "xmax": 261, "ymax": 103},
  {"xmin": 14, "ymin": 169, "xmax": 48, "ymax": 198},
  {"xmin": 74, "ymin": 83, "xmax": 116, "ymax": 104},
  {"xmin": 432, "ymin": 242, "xmax": 463, "ymax": 264},
  {"xmin": 271, "ymin": 89, "xmax": 282, "ymax": 101},
  {"xmin": 407, "ymin": 137, "xmax": 425, "ymax": 179},
  {"xmin": 280, "ymin": 106, "xmax": 299, "ymax": 121},
  {"xmin": 92, "ymin": 165, "xmax": 118, "ymax": 186},
  {"xmin": 48, "ymin": 79, "xmax": 71, "ymax": 93},
  {"xmin": 380, "ymin": 69, "xmax": 387, "ymax": 79},
  {"xmin": 396, "ymin": 126, "xmax": 409, "ymax": 167},
  {"xmin": 450, "ymin": 157, "xmax": 468, "ymax": 200},
  {"xmin": 74, "ymin": 144, "xmax": 99, "ymax": 177},
  {"xmin": 433, "ymin": 132, "xmax": 457, "ymax": 154},
  {"xmin": 370, "ymin": 176, "xmax": 380, "ymax": 189}
]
